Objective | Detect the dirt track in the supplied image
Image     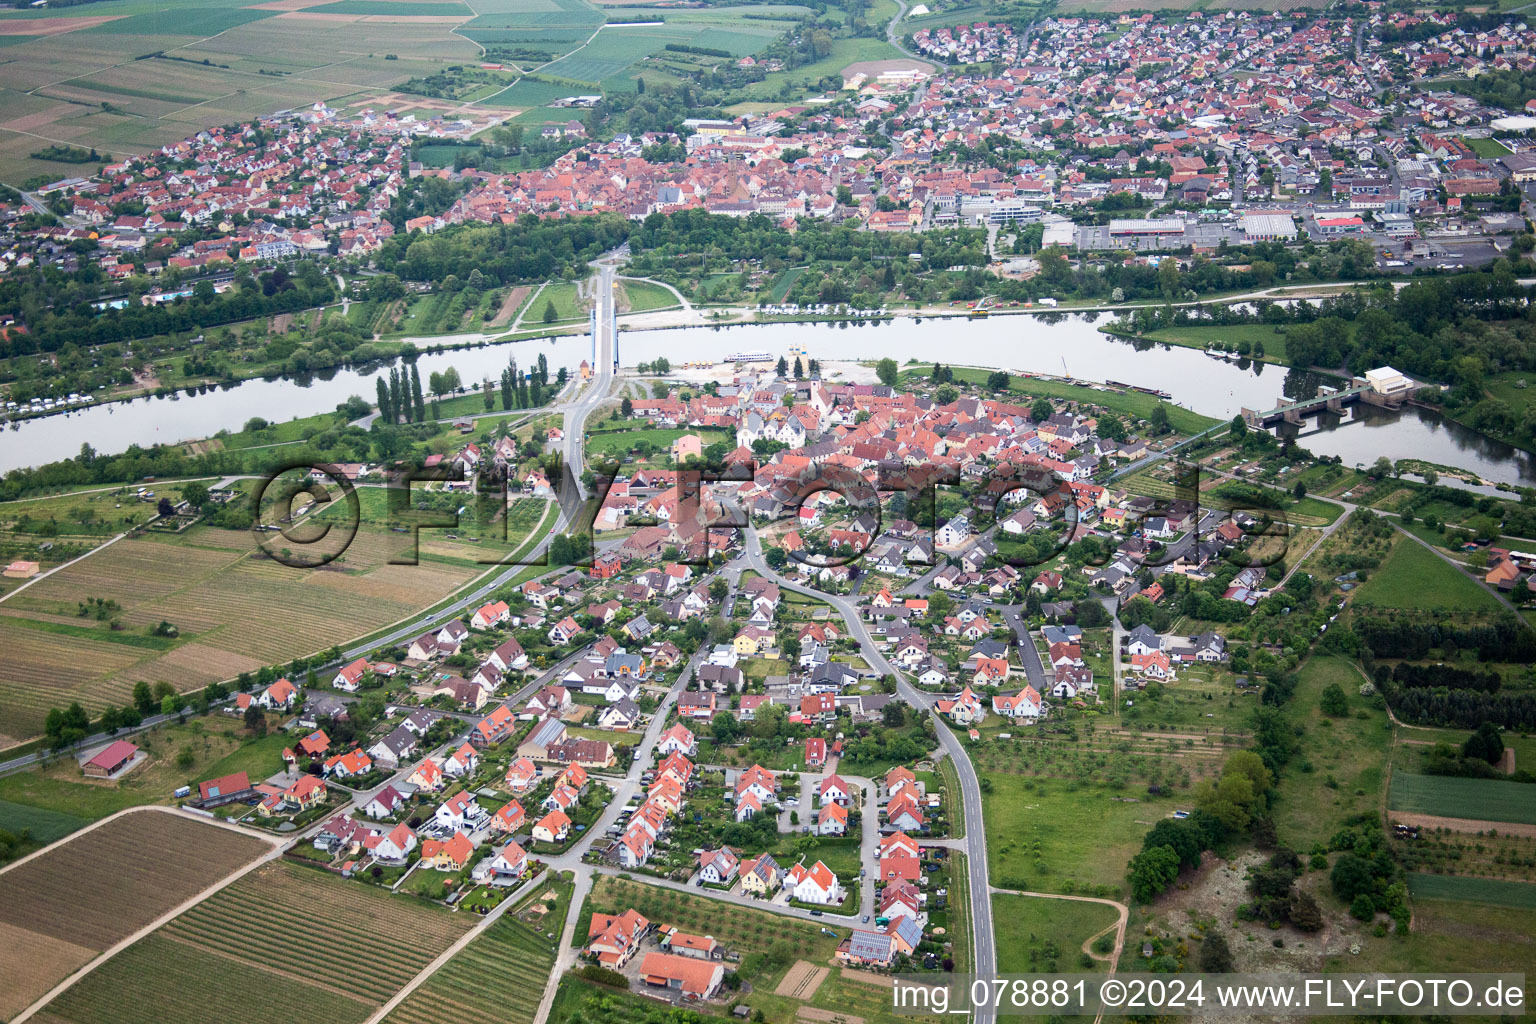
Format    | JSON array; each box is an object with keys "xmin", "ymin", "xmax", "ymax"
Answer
[{"xmin": 1388, "ymin": 812, "xmax": 1536, "ymax": 838}]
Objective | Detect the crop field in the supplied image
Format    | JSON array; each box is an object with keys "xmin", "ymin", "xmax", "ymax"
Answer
[
  {"xmin": 1406, "ymin": 874, "xmax": 1536, "ymax": 909},
  {"xmin": 0, "ymin": 524, "xmax": 491, "ymax": 744},
  {"xmin": 384, "ymin": 878, "xmax": 571, "ymax": 1024},
  {"xmin": 0, "ymin": 809, "xmax": 269, "ymax": 1021},
  {"xmin": 0, "ymin": 0, "xmax": 477, "ymax": 184},
  {"xmin": 1389, "ymin": 772, "xmax": 1536, "ymax": 826},
  {"xmin": 0, "ymin": 798, "xmax": 88, "ymax": 845}
]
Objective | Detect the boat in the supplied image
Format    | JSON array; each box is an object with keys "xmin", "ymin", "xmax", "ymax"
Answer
[{"xmin": 725, "ymin": 352, "xmax": 773, "ymax": 363}]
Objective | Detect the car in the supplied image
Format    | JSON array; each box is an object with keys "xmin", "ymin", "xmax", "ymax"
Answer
[
  {"xmin": 861, "ymin": 914, "xmax": 870, "ymax": 923},
  {"xmin": 809, "ymin": 909, "xmax": 823, "ymax": 917},
  {"xmin": 695, "ymin": 878, "xmax": 704, "ymax": 887}
]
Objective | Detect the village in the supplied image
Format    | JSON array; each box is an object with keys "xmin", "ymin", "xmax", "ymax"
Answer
[{"xmin": 33, "ymin": 357, "xmax": 1285, "ymax": 1018}]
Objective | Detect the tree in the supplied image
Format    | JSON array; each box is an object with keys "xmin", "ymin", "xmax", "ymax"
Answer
[
  {"xmin": 1199, "ymin": 931, "xmax": 1234, "ymax": 973},
  {"xmin": 1463, "ymin": 722, "xmax": 1505, "ymax": 764},
  {"xmin": 1292, "ymin": 480, "xmax": 1307, "ymax": 501},
  {"xmin": 1031, "ymin": 398, "xmax": 1054, "ymax": 422},
  {"xmin": 1330, "ymin": 853, "xmax": 1375, "ymax": 902},
  {"xmin": 875, "ymin": 358, "xmax": 898, "ymax": 386},
  {"xmin": 1320, "ymin": 683, "xmax": 1349, "ymax": 716},
  {"xmin": 409, "ymin": 363, "xmax": 425, "ymax": 422},
  {"xmin": 986, "ymin": 370, "xmax": 1011, "ymax": 391},
  {"xmin": 157, "ymin": 496, "xmax": 175, "ymax": 518},
  {"xmin": 161, "ymin": 693, "xmax": 182, "ymax": 719},
  {"xmin": 182, "ymin": 482, "xmax": 210, "ymax": 510},
  {"xmin": 1289, "ymin": 890, "xmax": 1323, "ymax": 931},
  {"xmin": 777, "ymin": 356, "xmax": 789, "ymax": 377},
  {"xmin": 543, "ymin": 298, "xmax": 557, "ymax": 324},
  {"xmin": 621, "ymin": 396, "xmax": 634, "ymax": 418},
  {"xmin": 1230, "ymin": 414, "xmax": 1248, "ymax": 440},
  {"xmin": 376, "ymin": 377, "xmax": 393, "ymax": 424},
  {"xmin": 1349, "ymin": 893, "xmax": 1376, "ymax": 921},
  {"xmin": 1370, "ymin": 456, "xmax": 1395, "ymax": 479},
  {"xmin": 132, "ymin": 681, "xmax": 156, "ymax": 717},
  {"xmin": 935, "ymin": 385, "xmax": 957, "ymax": 405},
  {"xmin": 1127, "ymin": 844, "xmax": 1181, "ymax": 903},
  {"xmin": 1149, "ymin": 404, "xmax": 1171, "ymax": 434},
  {"xmin": 244, "ymin": 704, "xmax": 267, "ymax": 737}
]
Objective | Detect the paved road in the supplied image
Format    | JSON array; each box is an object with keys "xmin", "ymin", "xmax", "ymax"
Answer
[{"xmin": 739, "ymin": 532, "xmax": 996, "ymax": 1017}]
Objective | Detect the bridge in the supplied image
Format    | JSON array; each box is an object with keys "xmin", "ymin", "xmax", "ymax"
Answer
[{"xmin": 1241, "ymin": 374, "xmax": 1423, "ymax": 427}]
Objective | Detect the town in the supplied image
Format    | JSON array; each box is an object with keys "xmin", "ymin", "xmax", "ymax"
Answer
[{"xmin": 4, "ymin": 3, "xmax": 1536, "ymax": 1024}]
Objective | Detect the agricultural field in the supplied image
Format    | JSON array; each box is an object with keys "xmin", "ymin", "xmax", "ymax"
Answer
[
  {"xmin": 0, "ymin": 809, "xmax": 270, "ymax": 1021},
  {"xmin": 384, "ymin": 875, "xmax": 572, "ymax": 1024},
  {"xmin": 1352, "ymin": 536, "xmax": 1502, "ymax": 614},
  {"xmin": 0, "ymin": 0, "xmax": 480, "ymax": 184},
  {"xmin": 1405, "ymin": 873, "xmax": 1536, "ymax": 908},
  {"xmin": 991, "ymin": 893, "xmax": 1119, "ymax": 974},
  {"xmin": 31, "ymin": 934, "xmax": 366, "ymax": 1024},
  {"xmin": 0, "ymin": 523, "xmax": 495, "ymax": 745},
  {"xmin": 33, "ymin": 859, "xmax": 475, "ymax": 1024},
  {"xmin": 1388, "ymin": 772, "xmax": 1536, "ymax": 826},
  {"xmin": 0, "ymin": 482, "xmax": 215, "ymax": 597}
]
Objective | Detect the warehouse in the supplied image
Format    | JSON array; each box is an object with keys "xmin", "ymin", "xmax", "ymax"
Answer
[{"xmin": 1241, "ymin": 212, "xmax": 1297, "ymax": 240}]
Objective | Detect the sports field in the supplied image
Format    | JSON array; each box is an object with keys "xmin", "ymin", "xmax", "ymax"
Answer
[{"xmin": 1388, "ymin": 772, "xmax": 1536, "ymax": 826}]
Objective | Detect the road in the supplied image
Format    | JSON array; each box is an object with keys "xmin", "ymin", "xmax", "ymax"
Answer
[{"xmin": 739, "ymin": 531, "xmax": 996, "ymax": 1018}]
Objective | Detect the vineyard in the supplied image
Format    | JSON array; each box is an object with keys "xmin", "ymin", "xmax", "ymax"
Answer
[
  {"xmin": 0, "ymin": 524, "xmax": 489, "ymax": 741},
  {"xmin": 0, "ymin": 810, "xmax": 268, "ymax": 1019},
  {"xmin": 33, "ymin": 934, "xmax": 368, "ymax": 1024},
  {"xmin": 160, "ymin": 861, "xmax": 472, "ymax": 1004},
  {"xmin": 384, "ymin": 878, "xmax": 572, "ymax": 1024}
]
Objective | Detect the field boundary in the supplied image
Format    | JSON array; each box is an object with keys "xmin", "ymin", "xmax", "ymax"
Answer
[{"xmin": 10, "ymin": 807, "xmax": 282, "ymax": 1024}]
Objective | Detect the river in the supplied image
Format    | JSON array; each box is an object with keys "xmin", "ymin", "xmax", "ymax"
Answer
[{"xmin": 4, "ymin": 314, "xmax": 1534, "ymax": 485}]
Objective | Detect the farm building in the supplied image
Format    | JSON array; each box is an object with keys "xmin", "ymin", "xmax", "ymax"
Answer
[{"xmin": 82, "ymin": 740, "xmax": 139, "ymax": 778}]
